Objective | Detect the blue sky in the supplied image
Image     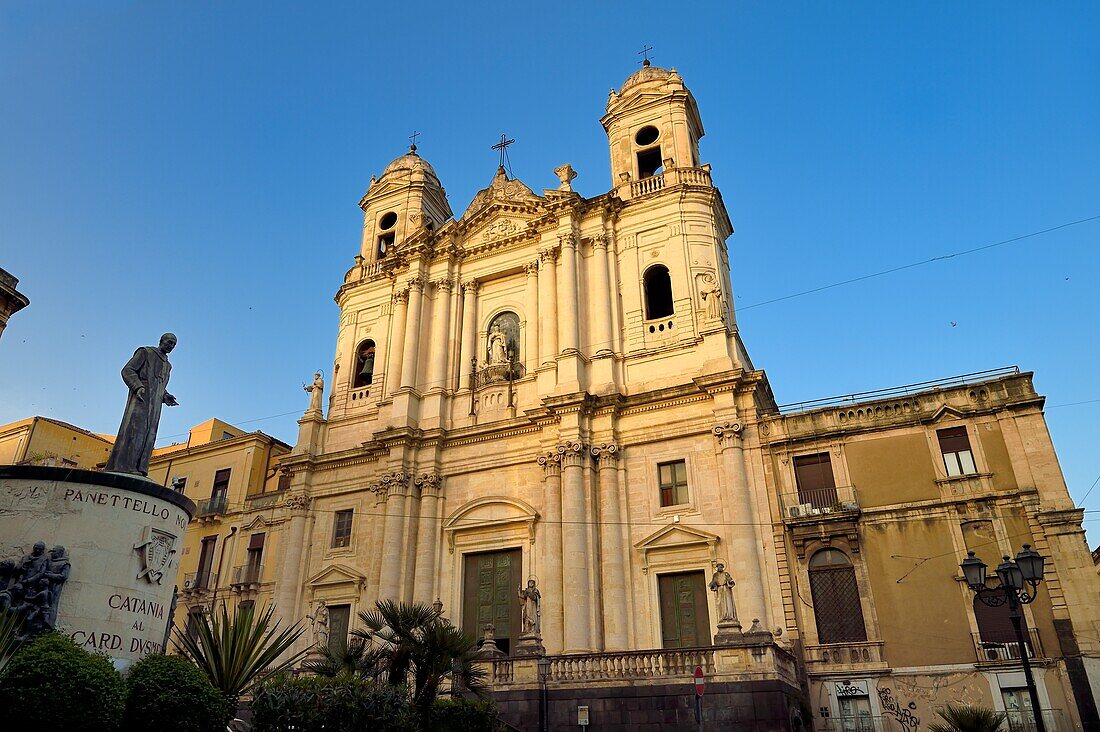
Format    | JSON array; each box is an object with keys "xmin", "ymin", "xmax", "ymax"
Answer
[{"xmin": 1, "ymin": 3, "xmax": 1097, "ymax": 539}]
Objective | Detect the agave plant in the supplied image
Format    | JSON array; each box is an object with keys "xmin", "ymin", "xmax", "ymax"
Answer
[
  {"xmin": 928, "ymin": 703, "xmax": 1007, "ymax": 732},
  {"xmin": 355, "ymin": 599, "xmax": 487, "ymax": 713},
  {"xmin": 173, "ymin": 602, "xmax": 306, "ymax": 714},
  {"xmin": 0, "ymin": 608, "xmax": 22, "ymax": 675}
]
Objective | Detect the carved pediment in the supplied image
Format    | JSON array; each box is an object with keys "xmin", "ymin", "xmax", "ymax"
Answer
[
  {"xmin": 461, "ymin": 169, "xmax": 543, "ymax": 222},
  {"xmin": 468, "ymin": 216, "xmax": 532, "ymax": 245},
  {"xmin": 442, "ymin": 496, "xmax": 540, "ymax": 553},
  {"xmin": 307, "ymin": 563, "xmax": 366, "ymax": 589},
  {"xmin": 923, "ymin": 403, "xmax": 968, "ymax": 424},
  {"xmin": 634, "ymin": 523, "xmax": 720, "ymax": 574}
]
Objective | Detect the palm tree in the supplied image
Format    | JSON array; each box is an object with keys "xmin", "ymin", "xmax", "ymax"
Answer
[
  {"xmin": 928, "ymin": 704, "xmax": 1007, "ymax": 732},
  {"xmin": 0, "ymin": 608, "xmax": 22, "ymax": 675},
  {"xmin": 354, "ymin": 599, "xmax": 488, "ymax": 713},
  {"xmin": 302, "ymin": 634, "xmax": 380, "ymax": 679},
  {"xmin": 173, "ymin": 602, "xmax": 306, "ymax": 715}
]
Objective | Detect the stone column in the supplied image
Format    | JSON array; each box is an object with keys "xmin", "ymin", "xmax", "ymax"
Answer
[
  {"xmin": 412, "ymin": 474, "xmax": 443, "ymax": 604},
  {"xmin": 592, "ymin": 444, "xmax": 628, "ymax": 649},
  {"xmin": 713, "ymin": 422, "xmax": 767, "ymax": 626},
  {"xmin": 399, "ymin": 277, "xmax": 426, "ymax": 389},
  {"xmin": 428, "ymin": 279, "xmax": 454, "ymax": 392},
  {"xmin": 523, "ymin": 261, "xmax": 539, "ymax": 370},
  {"xmin": 275, "ymin": 493, "xmax": 311, "ymax": 626},
  {"xmin": 387, "ymin": 288, "xmax": 409, "ymax": 396},
  {"xmin": 538, "ymin": 248, "xmax": 559, "ymax": 365},
  {"xmin": 376, "ymin": 471, "xmax": 411, "ymax": 600},
  {"xmin": 559, "ymin": 441, "xmax": 592, "ymax": 652},
  {"xmin": 536, "ymin": 450, "xmax": 564, "ymax": 653},
  {"xmin": 458, "ymin": 281, "xmax": 479, "ymax": 391},
  {"xmin": 557, "ymin": 234, "xmax": 579, "ymax": 354},
  {"xmin": 591, "ymin": 236, "xmax": 614, "ymax": 356}
]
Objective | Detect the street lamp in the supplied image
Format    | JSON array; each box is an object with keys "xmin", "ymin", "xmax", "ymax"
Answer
[
  {"xmin": 961, "ymin": 544, "xmax": 1047, "ymax": 732},
  {"xmin": 537, "ymin": 656, "xmax": 551, "ymax": 732}
]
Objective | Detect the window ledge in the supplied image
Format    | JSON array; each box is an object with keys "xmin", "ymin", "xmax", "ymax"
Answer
[{"xmin": 935, "ymin": 472, "xmax": 993, "ymax": 485}]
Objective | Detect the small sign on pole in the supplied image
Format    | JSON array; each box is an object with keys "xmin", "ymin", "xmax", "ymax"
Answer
[
  {"xmin": 693, "ymin": 666, "xmax": 705, "ymax": 731},
  {"xmin": 694, "ymin": 665, "xmax": 705, "ymax": 696},
  {"xmin": 578, "ymin": 705, "xmax": 590, "ymax": 727}
]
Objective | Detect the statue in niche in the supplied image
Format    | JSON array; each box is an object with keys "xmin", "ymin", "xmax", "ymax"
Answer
[
  {"xmin": 518, "ymin": 578, "xmax": 541, "ymax": 635},
  {"xmin": 488, "ymin": 326, "xmax": 508, "ymax": 365},
  {"xmin": 698, "ymin": 273, "xmax": 725, "ymax": 321},
  {"xmin": 105, "ymin": 333, "xmax": 180, "ymax": 476},
  {"xmin": 304, "ymin": 372, "xmax": 324, "ymax": 412},
  {"xmin": 709, "ymin": 562, "xmax": 739, "ymax": 624}
]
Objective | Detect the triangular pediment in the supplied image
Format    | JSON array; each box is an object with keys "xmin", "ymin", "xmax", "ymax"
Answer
[
  {"xmin": 635, "ymin": 523, "xmax": 720, "ymax": 551},
  {"xmin": 924, "ymin": 403, "xmax": 968, "ymax": 424},
  {"xmin": 307, "ymin": 563, "xmax": 366, "ymax": 588},
  {"xmin": 461, "ymin": 170, "xmax": 543, "ymax": 222},
  {"xmin": 465, "ymin": 212, "xmax": 538, "ymax": 245}
]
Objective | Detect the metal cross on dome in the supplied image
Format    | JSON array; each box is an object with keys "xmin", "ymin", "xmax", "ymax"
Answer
[
  {"xmin": 408, "ymin": 130, "xmax": 421, "ymax": 152},
  {"xmin": 491, "ymin": 133, "xmax": 515, "ymax": 172},
  {"xmin": 638, "ymin": 44, "xmax": 654, "ymax": 67}
]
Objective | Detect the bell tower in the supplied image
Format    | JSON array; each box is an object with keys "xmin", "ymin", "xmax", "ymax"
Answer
[
  {"xmin": 600, "ymin": 61, "xmax": 704, "ymax": 187},
  {"xmin": 357, "ymin": 146, "xmax": 452, "ymax": 263}
]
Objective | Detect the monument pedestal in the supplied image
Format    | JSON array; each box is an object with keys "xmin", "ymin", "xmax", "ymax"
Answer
[
  {"xmin": 714, "ymin": 619, "xmax": 744, "ymax": 646},
  {"xmin": 513, "ymin": 632, "xmax": 546, "ymax": 657}
]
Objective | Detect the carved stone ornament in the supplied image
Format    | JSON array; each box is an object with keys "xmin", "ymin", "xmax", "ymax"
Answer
[
  {"xmin": 408, "ymin": 275, "xmax": 427, "ymax": 291},
  {"xmin": 435, "ymin": 278, "xmax": 455, "ymax": 293},
  {"xmin": 712, "ymin": 421, "xmax": 743, "ymax": 446},
  {"xmin": 483, "ymin": 218, "xmax": 522, "ymax": 242},
  {"xmin": 0, "ymin": 541, "xmax": 71, "ymax": 640},
  {"xmin": 524, "ymin": 260, "xmax": 540, "ymax": 276},
  {"xmin": 392, "ymin": 286, "xmax": 410, "ymax": 304},
  {"xmin": 284, "ymin": 494, "xmax": 311, "ymax": 511},
  {"xmin": 557, "ymin": 440, "xmax": 587, "ymax": 467},
  {"xmin": 133, "ymin": 527, "xmax": 177, "ymax": 585},
  {"xmin": 538, "ymin": 246, "xmax": 560, "ymax": 264},
  {"xmin": 554, "ymin": 163, "xmax": 577, "ymax": 191},
  {"xmin": 461, "ymin": 280, "xmax": 480, "ymax": 294},
  {"xmin": 558, "ymin": 232, "xmax": 578, "ymax": 249},
  {"xmin": 590, "ymin": 443, "xmax": 620, "ymax": 463}
]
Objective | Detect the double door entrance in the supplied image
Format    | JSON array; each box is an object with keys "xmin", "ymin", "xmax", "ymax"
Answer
[
  {"xmin": 462, "ymin": 549, "xmax": 522, "ymax": 655},
  {"xmin": 659, "ymin": 571, "xmax": 712, "ymax": 648}
]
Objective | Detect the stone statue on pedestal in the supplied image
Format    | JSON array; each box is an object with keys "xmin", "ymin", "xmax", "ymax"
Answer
[
  {"xmin": 710, "ymin": 562, "xmax": 743, "ymax": 644},
  {"xmin": 104, "ymin": 333, "xmax": 179, "ymax": 477},
  {"xmin": 304, "ymin": 372, "xmax": 324, "ymax": 412},
  {"xmin": 518, "ymin": 578, "xmax": 541, "ymax": 635},
  {"xmin": 311, "ymin": 600, "xmax": 329, "ymax": 648}
]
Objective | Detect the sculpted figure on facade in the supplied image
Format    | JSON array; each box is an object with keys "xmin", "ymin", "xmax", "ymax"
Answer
[
  {"xmin": 304, "ymin": 372, "xmax": 325, "ymax": 412},
  {"xmin": 44, "ymin": 545, "xmax": 71, "ymax": 628},
  {"xmin": 311, "ymin": 600, "xmax": 329, "ymax": 648},
  {"xmin": 710, "ymin": 562, "xmax": 739, "ymax": 624},
  {"xmin": 488, "ymin": 325, "xmax": 508, "ymax": 365},
  {"xmin": 518, "ymin": 578, "xmax": 541, "ymax": 635},
  {"xmin": 105, "ymin": 333, "xmax": 180, "ymax": 476},
  {"xmin": 698, "ymin": 273, "xmax": 725, "ymax": 321}
]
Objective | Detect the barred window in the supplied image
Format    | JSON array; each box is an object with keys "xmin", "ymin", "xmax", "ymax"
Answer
[
  {"xmin": 658, "ymin": 460, "xmax": 689, "ymax": 507},
  {"xmin": 938, "ymin": 426, "xmax": 976, "ymax": 476},
  {"xmin": 332, "ymin": 509, "xmax": 353, "ymax": 548},
  {"xmin": 808, "ymin": 549, "xmax": 867, "ymax": 644}
]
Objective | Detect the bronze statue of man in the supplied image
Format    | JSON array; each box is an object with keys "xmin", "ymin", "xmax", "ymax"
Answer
[{"xmin": 104, "ymin": 333, "xmax": 179, "ymax": 476}]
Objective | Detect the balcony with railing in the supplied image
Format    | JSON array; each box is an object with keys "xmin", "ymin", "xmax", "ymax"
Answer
[
  {"xmin": 779, "ymin": 485, "xmax": 860, "ymax": 522},
  {"xmin": 195, "ymin": 494, "xmax": 228, "ymax": 518},
  {"xmin": 230, "ymin": 564, "xmax": 263, "ymax": 590},
  {"xmin": 182, "ymin": 571, "xmax": 216, "ymax": 594},
  {"xmin": 626, "ymin": 165, "xmax": 713, "ymax": 199},
  {"xmin": 1005, "ymin": 709, "xmax": 1065, "ymax": 731},
  {"xmin": 804, "ymin": 640, "xmax": 887, "ymax": 675},
  {"xmin": 972, "ymin": 628, "xmax": 1043, "ymax": 664}
]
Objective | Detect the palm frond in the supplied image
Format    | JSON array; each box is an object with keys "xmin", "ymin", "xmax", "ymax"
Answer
[
  {"xmin": 0, "ymin": 608, "xmax": 23, "ymax": 675},
  {"xmin": 173, "ymin": 602, "xmax": 307, "ymax": 700},
  {"xmin": 927, "ymin": 704, "xmax": 1007, "ymax": 732}
]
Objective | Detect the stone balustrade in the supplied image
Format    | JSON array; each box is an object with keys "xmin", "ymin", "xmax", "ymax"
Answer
[
  {"xmin": 803, "ymin": 640, "xmax": 887, "ymax": 675},
  {"xmin": 548, "ymin": 647, "xmax": 715, "ymax": 682},
  {"xmin": 627, "ymin": 166, "xmax": 713, "ymax": 199}
]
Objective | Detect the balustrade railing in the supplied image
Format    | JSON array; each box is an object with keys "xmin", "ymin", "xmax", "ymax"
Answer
[
  {"xmin": 973, "ymin": 628, "xmax": 1043, "ymax": 663},
  {"xmin": 780, "ymin": 485, "xmax": 859, "ymax": 520},
  {"xmin": 804, "ymin": 640, "xmax": 886, "ymax": 672},
  {"xmin": 627, "ymin": 167, "xmax": 712, "ymax": 198},
  {"xmin": 547, "ymin": 647, "xmax": 714, "ymax": 682},
  {"xmin": 231, "ymin": 564, "xmax": 263, "ymax": 586},
  {"xmin": 196, "ymin": 494, "xmax": 228, "ymax": 517},
  {"xmin": 1005, "ymin": 709, "xmax": 1065, "ymax": 731}
]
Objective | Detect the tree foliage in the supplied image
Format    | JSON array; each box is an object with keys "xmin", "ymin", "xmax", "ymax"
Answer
[
  {"xmin": 172, "ymin": 602, "xmax": 306, "ymax": 710},
  {"xmin": 122, "ymin": 653, "xmax": 231, "ymax": 732},
  {"xmin": 0, "ymin": 632, "xmax": 125, "ymax": 731},
  {"xmin": 928, "ymin": 704, "xmax": 1008, "ymax": 732}
]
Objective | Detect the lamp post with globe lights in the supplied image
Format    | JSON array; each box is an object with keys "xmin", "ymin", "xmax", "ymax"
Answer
[{"xmin": 960, "ymin": 544, "xmax": 1047, "ymax": 732}]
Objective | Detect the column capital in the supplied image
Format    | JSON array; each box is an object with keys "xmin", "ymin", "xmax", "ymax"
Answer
[
  {"xmin": 558, "ymin": 232, "xmax": 578, "ymax": 250},
  {"xmin": 713, "ymin": 421, "xmax": 744, "ymax": 448},
  {"xmin": 536, "ymin": 449, "xmax": 562, "ymax": 477},
  {"xmin": 524, "ymin": 260, "xmax": 540, "ymax": 276},
  {"xmin": 393, "ymin": 286, "xmax": 410, "ymax": 304},
  {"xmin": 590, "ymin": 443, "xmax": 620, "ymax": 463},
  {"xmin": 592, "ymin": 234, "xmax": 609, "ymax": 251},
  {"xmin": 557, "ymin": 440, "xmax": 588, "ymax": 468},
  {"xmin": 435, "ymin": 278, "xmax": 455, "ymax": 293},
  {"xmin": 538, "ymin": 245, "xmax": 561, "ymax": 264},
  {"xmin": 415, "ymin": 472, "xmax": 445, "ymax": 497},
  {"xmin": 461, "ymin": 279, "xmax": 481, "ymax": 294},
  {"xmin": 370, "ymin": 470, "xmax": 413, "ymax": 498},
  {"xmin": 408, "ymin": 275, "xmax": 427, "ymax": 291}
]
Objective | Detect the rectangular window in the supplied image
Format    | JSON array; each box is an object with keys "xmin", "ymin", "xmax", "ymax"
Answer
[
  {"xmin": 211, "ymin": 468, "xmax": 231, "ymax": 507},
  {"xmin": 938, "ymin": 426, "xmax": 976, "ymax": 476},
  {"xmin": 245, "ymin": 532, "xmax": 265, "ymax": 583},
  {"xmin": 277, "ymin": 471, "xmax": 291, "ymax": 492},
  {"xmin": 794, "ymin": 453, "xmax": 838, "ymax": 509},
  {"xmin": 186, "ymin": 608, "xmax": 205, "ymax": 641},
  {"xmin": 196, "ymin": 535, "xmax": 217, "ymax": 589},
  {"xmin": 171, "ymin": 476, "xmax": 187, "ymax": 493},
  {"xmin": 328, "ymin": 604, "xmax": 351, "ymax": 656},
  {"xmin": 658, "ymin": 460, "xmax": 689, "ymax": 507},
  {"xmin": 332, "ymin": 509, "xmax": 353, "ymax": 548}
]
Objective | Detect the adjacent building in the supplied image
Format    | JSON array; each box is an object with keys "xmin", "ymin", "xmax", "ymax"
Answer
[{"xmin": 0, "ymin": 415, "xmax": 114, "ymax": 468}]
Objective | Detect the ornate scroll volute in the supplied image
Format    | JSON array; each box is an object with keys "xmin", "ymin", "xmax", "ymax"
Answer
[
  {"xmin": 558, "ymin": 440, "xmax": 587, "ymax": 469},
  {"xmin": 712, "ymin": 421, "xmax": 744, "ymax": 449},
  {"xmin": 284, "ymin": 493, "xmax": 312, "ymax": 512},
  {"xmin": 374, "ymin": 470, "xmax": 412, "ymax": 499},
  {"xmin": 590, "ymin": 443, "xmax": 620, "ymax": 465},
  {"xmin": 536, "ymin": 449, "xmax": 563, "ymax": 478},
  {"xmin": 415, "ymin": 473, "xmax": 444, "ymax": 498}
]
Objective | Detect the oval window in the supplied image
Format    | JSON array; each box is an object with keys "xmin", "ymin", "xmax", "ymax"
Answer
[
  {"xmin": 635, "ymin": 125, "xmax": 659, "ymax": 147},
  {"xmin": 379, "ymin": 212, "xmax": 398, "ymax": 230}
]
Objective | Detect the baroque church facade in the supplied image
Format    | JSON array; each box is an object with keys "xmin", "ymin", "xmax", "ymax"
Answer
[{"xmin": 249, "ymin": 63, "xmax": 1100, "ymax": 730}]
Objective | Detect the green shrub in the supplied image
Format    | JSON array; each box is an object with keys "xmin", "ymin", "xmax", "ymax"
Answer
[
  {"xmin": 123, "ymin": 653, "xmax": 231, "ymax": 732},
  {"xmin": 0, "ymin": 632, "xmax": 125, "ymax": 731},
  {"xmin": 428, "ymin": 696, "xmax": 502, "ymax": 731},
  {"xmin": 251, "ymin": 673, "xmax": 419, "ymax": 732}
]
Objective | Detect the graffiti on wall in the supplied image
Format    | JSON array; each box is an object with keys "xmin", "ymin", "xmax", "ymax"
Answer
[{"xmin": 877, "ymin": 686, "xmax": 920, "ymax": 730}]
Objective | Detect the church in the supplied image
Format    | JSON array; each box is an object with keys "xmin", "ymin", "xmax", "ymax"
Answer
[{"xmin": 186, "ymin": 62, "xmax": 1099, "ymax": 730}]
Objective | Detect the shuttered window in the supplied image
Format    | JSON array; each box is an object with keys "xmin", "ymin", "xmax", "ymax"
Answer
[
  {"xmin": 794, "ymin": 453, "xmax": 838, "ymax": 509},
  {"xmin": 658, "ymin": 460, "xmax": 689, "ymax": 507},
  {"xmin": 937, "ymin": 427, "xmax": 976, "ymax": 476},
  {"xmin": 808, "ymin": 549, "xmax": 867, "ymax": 644}
]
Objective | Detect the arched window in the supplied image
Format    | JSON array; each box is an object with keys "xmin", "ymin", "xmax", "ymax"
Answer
[
  {"xmin": 808, "ymin": 549, "xmax": 867, "ymax": 644},
  {"xmin": 352, "ymin": 340, "xmax": 376, "ymax": 388},
  {"xmin": 635, "ymin": 125, "xmax": 663, "ymax": 179},
  {"xmin": 377, "ymin": 212, "xmax": 397, "ymax": 258},
  {"xmin": 643, "ymin": 265, "xmax": 674, "ymax": 319}
]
